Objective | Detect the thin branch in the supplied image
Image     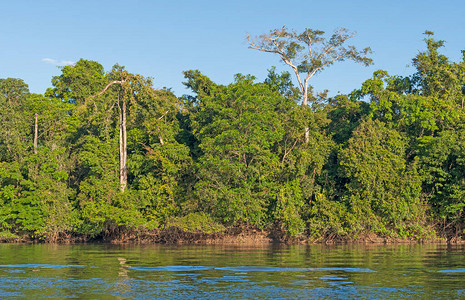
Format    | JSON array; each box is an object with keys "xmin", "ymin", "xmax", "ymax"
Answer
[
  {"xmin": 91, "ymin": 80, "xmax": 125, "ymax": 100},
  {"xmin": 308, "ymin": 54, "xmax": 345, "ymax": 79},
  {"xmin": 316, "ymin": 35, "xmax": 351, "ymax": 62},
  {"xmin": 281, "ymin": 136, "xmax": 300, "ymax": 164},
  {"xmin": 157, "ymin": 110, "xmax": 170, "ymax": 120},
  {"xmin": 306, "ymin": 33, "xmax": 314, "ymax": 61}
]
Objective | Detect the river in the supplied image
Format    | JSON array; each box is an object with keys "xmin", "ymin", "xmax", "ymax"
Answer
[{"xmin": 0, "ymin": 243, "xmax": 464, "ymax": 298}]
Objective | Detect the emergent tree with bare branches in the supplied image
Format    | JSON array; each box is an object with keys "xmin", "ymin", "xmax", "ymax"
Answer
[
  {"xmin": 89, "ymin": 68, "xmax": 162, "ymax": 193},
  {"xmin": 248, "ymin": 26, "xmax": 373, "ymax": 142}
]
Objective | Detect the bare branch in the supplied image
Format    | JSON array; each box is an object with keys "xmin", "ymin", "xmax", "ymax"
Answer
[
  {"xmin": 248, "ymin": 26, "xmax": 372, "ymax": 143},
  {"xmin": 281, "ymin": 136, "xmax": 301, "ymax": 164},
  {"xmin": 90, "ymin": 80, "xmax": 125, "ymax": 100},
  {"xmin": 308, "ymin": 54, "xmax": 345, "ymax": 79},
  {"xmin": 306, "ymin": 32, "xmax": 314, "ymax": 61},
  {"xmin": 315, "ymin": 33, "xmax": 352, "ymax": 63},
  {"xmin": 157, "ymin": 110, "xmax": 170, "ymax": 120}
]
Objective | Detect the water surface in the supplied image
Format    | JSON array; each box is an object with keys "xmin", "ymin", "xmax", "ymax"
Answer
[{"xmin": 0, "ymin": 243, "xmax": 464, "ymax": 298}]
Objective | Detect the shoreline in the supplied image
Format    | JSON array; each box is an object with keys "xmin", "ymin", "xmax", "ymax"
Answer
[{"xmin": 0, "ymin": 227, "xmax": 458, "ymax": 245}]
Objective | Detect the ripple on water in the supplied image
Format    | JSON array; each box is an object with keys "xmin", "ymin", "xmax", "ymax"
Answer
[
  {"xmin": 215, "ymin": 266, "xmax": 307, "ymax": 272},
  {"xmin": 216, "ymin": 266, "xmax": 376, "ymax": 273},
  {"xmin": 0, "ymin": 264, "xmax": 86, "ymax": 269},
  {"xmin": 128, "ymin": 266, "xmax": 211, "ymax": 271},
  {"xmin": 128, "ymin": 265, "xmax": 377, "ymax": 273},
  {"xmin": 437, "ymin": 269, "xmax": 465, "ymax": 273}
]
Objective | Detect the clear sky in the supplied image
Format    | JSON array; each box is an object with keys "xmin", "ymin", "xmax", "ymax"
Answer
[{"xmin": 1, "ymin": 0, "xmax": 464, "ymax": 97}]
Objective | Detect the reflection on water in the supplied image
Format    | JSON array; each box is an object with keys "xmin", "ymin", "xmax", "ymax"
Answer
[{"xmin": 0, "ymin": 243, "xmax": 464, "ymax": 298}]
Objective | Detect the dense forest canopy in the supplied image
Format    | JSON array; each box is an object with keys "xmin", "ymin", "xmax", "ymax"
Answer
[{"xmin": 1, "ymin": 30, "xmax": 465, "ymax": 242}]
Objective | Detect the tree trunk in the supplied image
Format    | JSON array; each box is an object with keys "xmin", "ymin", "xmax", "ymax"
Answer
[
  {"xmin": 34, "ymin": 113, "xmax": 38, "ymax": 154},
  {"xmin": 93, "ymin": 79, "xmax": 129, "ymax": 193},
  {"xmin": 304, "ymin": 126, "xmax": 310, "ymax": 143},
  {"xmin": 119, "ymin": 98, "xmax": 127, "ymax": 193},
  {"xmin": 302, "ymin": 85, "xmax": 309, "ymax": 143}
]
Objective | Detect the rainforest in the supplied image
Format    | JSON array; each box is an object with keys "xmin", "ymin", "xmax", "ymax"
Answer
[{"xmin": 1, "ymin": 31, "xmax": 464, "ymax": 243}]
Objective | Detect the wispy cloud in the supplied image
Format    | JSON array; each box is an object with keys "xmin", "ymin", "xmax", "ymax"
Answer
[
  {"xmin": 42, "ymin": 58, "xmax": 75, "ymax": 66},
  {"xmin": 42, "ymin": 58, "xmax": 58, "ymax": 64},
  {"xmin": 61, "ymin": 60, "xmax": 75, "ymax": 66}
]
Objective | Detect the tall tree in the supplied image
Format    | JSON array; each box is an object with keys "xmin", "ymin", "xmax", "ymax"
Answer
[
  {"xmin": 248, "ymin": 26, "xmax": 372, "ymax": 141},
  {"xmin": 412, "ymin": 31, "xmax": 465, "ymax": 108},
  {"xmin": 89, "ymin": 69, "xmax": 130, "ymax": 193},
  {"xmin": 45, "ymin": 59, "xmax": 107, "ymax": 140},
  {"xmin": 90, "ymin": 66, "xmax": 173, "ymax": 193}
]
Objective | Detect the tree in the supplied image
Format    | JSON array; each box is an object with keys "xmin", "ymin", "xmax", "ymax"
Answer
[
  {"xmin": 46, "ymin": 59, "xmax": 106, "ymax": 105},
  {"xmin": 187, "ymin": 73, "xmax": 285, "ymax": 226},
  {"xmin": 339, "ymin": 119, "xmax": 428, "ymax": 237},
  {"xmin": 89, "ymin": 67, "xmax": 153, "ymax": 193},
  {"xmin": 89, "ymin": 65, "xmax": 183, "ymax": 195},
  {"xmin": 417, "ymin": 127, "xmax": 465, "ymax": 240},
  {"xmin": 412, "ymin": 31, "xmax": 465, "ymax": 108},
  {"xmin": 248, "ymin": 26, "xmax": 372, "ymax": 142},
  {"xmin": 0, "ymin": 79, "xmax": 75, "ymax": 239},
  {"xmin": 45, "ymin": 59, "xmax": 108, "ymax": 142},
  {"xmin": 0, "ymin": 78, "xmax": 31, "ymax": 162}
]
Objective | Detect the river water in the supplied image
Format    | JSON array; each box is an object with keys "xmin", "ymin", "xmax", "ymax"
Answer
[{"xmin": 0, "ymin": 243, "xmax": 464, "ymax": 299}]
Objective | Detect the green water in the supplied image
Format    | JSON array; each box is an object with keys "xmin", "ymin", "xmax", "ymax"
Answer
[{"xmin": 0, "ymin": 243, "xmax": 464, "ymax": 299}]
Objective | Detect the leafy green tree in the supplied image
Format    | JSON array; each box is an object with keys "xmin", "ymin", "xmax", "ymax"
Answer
[
  {"xmin": 0, "ymin": 80, "xmax": 75, "ymax": 239},
  {"xmin": 325, "ymin": 94, "xmax": 370, "ymax": 144},
  {"xmin": 47, "ymin": 61, "xmax": 192, "ymax": 235},
  {"xmin": 129, "ymin": 88, "xmax": 192, "ymax": 225},
  {"xmin": 412, "ymin": 31, "xmax": 465, "ymax": 108},
  {"xmin": 183, "ymin": 71, "xmax": 334, "ymax": 236},
  {"xmin": 0, "ymin": 78, "xmax": 30, "ymax": 162},
  {"xmin": 87, "ymin": 65, "xmax": 186, "ymax": 194},
  {"xmin": 74, "ymin": 134, "xmax": 143, "ymax": 236},
  {"xmin": 189, "ymin": 74, "xmax": 284, "ymax": 226},
  {"xmin": 264, "ymin": 66, "xmax": 300, "ymax": 100},
  {"xmin": 339, "ymin": 119, "xmax": 428, "ymax": 238},
  {"xmin": 46, "ymin": 59, "xmax": 107, "ymax": 105},
  {"xmin": 273, "ymin": 97, "xmax": 334, "ymax": 235},
  {"xmin": 353, "ymin": 70, "xmax": 459, "ymax": 144},
  {"xmin": 417, "ymin": 126, "xmax": 465, "ymax": 240}
]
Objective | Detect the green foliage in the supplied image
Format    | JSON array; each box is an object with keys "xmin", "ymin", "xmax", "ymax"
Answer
[
  {"xmin": 326, "ymin": 94, "xmax": 370, "ymax": 144},
  {"xmin": 74, "ymin": 135, "xmax": 146, "ymax": 236},
  {"xmin": 417, "ymin": 127, "xmax": 465, "ymax": 236},
  {"xmin": 412, "ymin": 32, "xmax": 465, "ymax": 107},
  {"xmin": 0, "ymin": 147, "xmax": 74, "ymax": 238},
  {"xmin": 307, "ymin": 192, "xmax": 349, "ymax": 239},
  {"xmin": 339, "ymin": 119, "xmax": 429, "ymax": 238},
  {"xmin": 190, "ymin": 74, "xmax": 284, "ymax": 226},
  {"xmin": 46, "ymin": 59, "xmax": 106, "ymax": 105},
  {"xmin": 167, "ymin": 212, "xmax": 225, "ymax": 234},
  {"xmin": 0, "ymin": 78, "xmax": 30, "ymax": 162},
  {"xmin": 272, "ymin": 180, "xmax": 305, "ymax": 236},
  {"xmin": 1, "ymin": 31, "xmax": 464, "ymax": 242},
  {"xmin": 264, "ymin": 66, "xmax": 301, "ymax": 100}
]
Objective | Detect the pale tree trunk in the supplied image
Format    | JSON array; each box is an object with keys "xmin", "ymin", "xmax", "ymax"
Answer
[
  {"xmin": 286, "ymin": 64, "xmax": 311, "ymax": 143},
  {"xmin": 303, "ymin": 79, "xmax": 310, "ymax": 143},
  {"xmin": 119, "ymin": 97, "xmax": 127, "ymax": 193},
  {"xmin": 287, "ymin": 65, "xmax": 311, "ymax": 143},
  {"xmin": 93, "ymin": 79, "xmax": 129, "ymax": 193},
  {"xmin": 34, "ymin": 113, "xmax": 38, "ymax": 154}
]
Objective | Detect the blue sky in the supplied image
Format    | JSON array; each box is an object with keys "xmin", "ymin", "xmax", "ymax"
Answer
[{"xmin": 1, "ymin": 0, "xmax": 464, "ymax": 97}]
